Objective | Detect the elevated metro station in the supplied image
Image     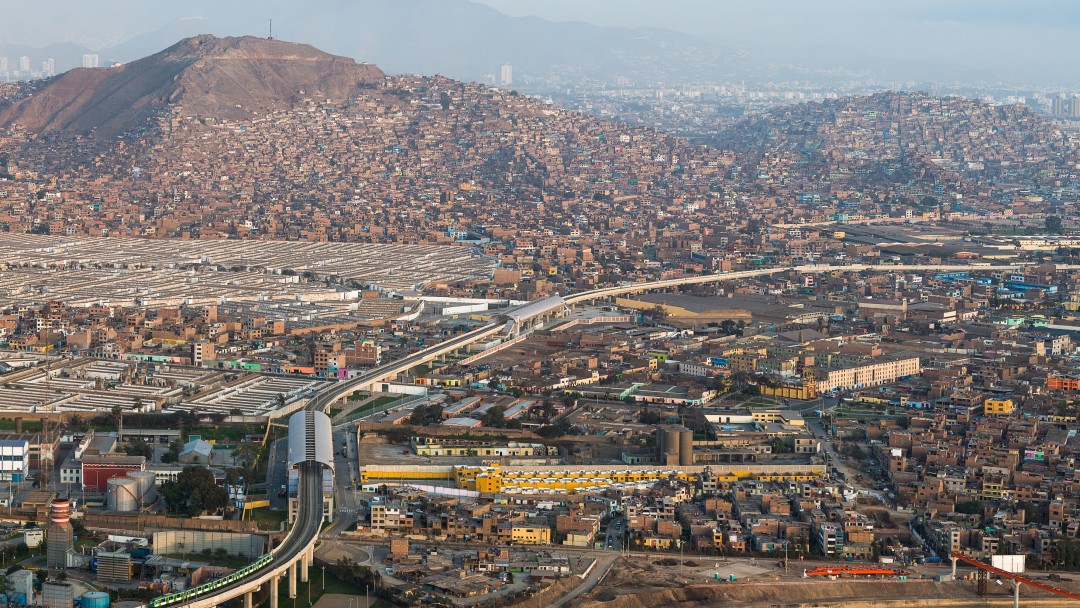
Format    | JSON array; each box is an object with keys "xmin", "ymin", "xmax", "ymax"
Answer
[
  {"xmin": 145, "ymin": 410, "xmax": 335, "ymax": 608},
  {"xmin": 287, "ymin": 410, "xmax": 335, "ymax": 524}
]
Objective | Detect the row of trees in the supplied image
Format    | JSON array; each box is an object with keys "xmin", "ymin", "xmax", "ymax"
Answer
[{"xmin": 408, "ymin": 403, "xmax": 443, "ymax": 426}]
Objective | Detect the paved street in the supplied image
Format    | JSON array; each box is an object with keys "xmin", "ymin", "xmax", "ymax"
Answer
[
  {"xmin": 553, "ymin": 554, "xmax": 617, "ymax": 607},
  {"xmin": 267, "ymin": 436, "xmax": 289, "ymax": 511},
  {"xmin": 603, "ymin": 516, "xmax": 625, "ymax": 551},
  {"xmin": 325, "ymin": 428, "xmax": 361, "ymax": 536}
]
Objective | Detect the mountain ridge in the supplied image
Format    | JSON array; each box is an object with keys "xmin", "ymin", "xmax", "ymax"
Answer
[{"xmin": 0, "ymin": 35, "xmax": 384, "ymax": 139}]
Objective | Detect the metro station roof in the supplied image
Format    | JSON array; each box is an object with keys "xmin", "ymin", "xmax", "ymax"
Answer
[
  {"xmin": 504, "ymin": 295, "xmax": 565, "ymax": 322},
  {"xmin": 287, "ymin": 410, "xmax": 333, "ymax": 469}
]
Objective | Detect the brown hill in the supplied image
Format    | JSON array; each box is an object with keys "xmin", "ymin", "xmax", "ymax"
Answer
[{"xmin": 0, "ymin": 35, "xmax": 384, "ymax": 139}]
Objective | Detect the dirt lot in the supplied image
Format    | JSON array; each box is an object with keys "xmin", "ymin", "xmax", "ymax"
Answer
[
  {"xmin": 477, "ymin": 337, "xmax": 567, "ymax": 367},
  {"xmin": 574, "ymin": 556, "xmax": 1080, "ymax": 608}
]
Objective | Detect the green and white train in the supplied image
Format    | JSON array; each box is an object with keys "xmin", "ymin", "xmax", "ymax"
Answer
[{"xmin": 148, "ymin": 554, "xmax": 274, "ymax": 608}]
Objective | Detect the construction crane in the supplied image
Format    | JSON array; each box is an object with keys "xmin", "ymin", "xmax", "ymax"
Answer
[{"xmin": 950, "ymin": 551, "xmax": 1080, "ymax": 607}]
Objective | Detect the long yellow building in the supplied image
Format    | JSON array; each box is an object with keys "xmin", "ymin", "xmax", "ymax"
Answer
[{"xmin": 362, "ymin": 463, "xmax": 826, "ymax": 495}]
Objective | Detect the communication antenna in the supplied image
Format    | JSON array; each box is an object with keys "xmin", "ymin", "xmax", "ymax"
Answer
[{"xmin": 269, "ymin": 19, "xmax": 274, "ymax": 40}]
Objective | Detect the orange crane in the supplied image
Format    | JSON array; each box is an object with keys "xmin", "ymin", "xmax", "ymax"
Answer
[
  {"xmin": 803, "ymin": 565, "xmax": 909, "ymax": 578},
  {"xmin": 949, "ymin": 551, "xmax": 1080, "ymax": 605}
]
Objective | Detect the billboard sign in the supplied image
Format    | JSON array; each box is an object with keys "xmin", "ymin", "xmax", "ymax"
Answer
[
  {"xmin": 709, "ymin": 357, "xmax": 730, "ymax": 369},
  {"xmin": 991, "ymin": 555, "xmax": 1026, "ymax": 574}
]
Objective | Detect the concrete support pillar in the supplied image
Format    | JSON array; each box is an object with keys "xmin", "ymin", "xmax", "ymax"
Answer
[
  {"xmin": 244, "ymin": 591, "xmax": 253, "ymax": 608},
  {"xmin": 301, "ymin": 549, "xmax": 310, "ymax": 583},
  {"xmin": 289, "ymin": 562, "xmax": 297, "ymax": 598},
  {"xmin": 1013, "ymin": 582, "xmax": 1020, "ymax": 608},
  {"xmin": 270, "ymin": 574, "xmax": 280, "ymax": 608},
  {"xmin": 950, "ymin": 557, "xmax": 957, "ymax": 578}
]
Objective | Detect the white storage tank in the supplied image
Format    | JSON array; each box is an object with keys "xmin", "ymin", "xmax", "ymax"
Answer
[
  {"xmin": 107, "ymin": 477, "xmax": 140, "ymax": 512},
  {"xmin": 127, "ymin": 471, "xmax": 157, "ymax": 505}
]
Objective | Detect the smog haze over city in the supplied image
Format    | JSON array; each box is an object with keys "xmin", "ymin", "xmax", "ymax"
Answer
[
  {"xmin": 2, "ymin": 0, "xmax": 1079, "ymax": 88},
  {"xmin": 2, "ymin": 2, "xmax": 1080, "ymax": 608}
]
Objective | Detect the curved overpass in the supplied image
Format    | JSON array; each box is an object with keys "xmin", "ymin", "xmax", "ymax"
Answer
[
  {"xmin": 306, "ymin": 321, "xmax": 504, "ymax": 402},
  {"xmin": 303, "ymin": 262, "xmax": 1052, "ymax": 399},
  {"xmin": 152, "ymin": 460, "xmax": 323, "ymax": 608},
  {"xmin": 179, "ymin": 260, "xmax": 1053, "ymax": 608},
  {"xmin": 564, "ymin": 263, "xmax": 1047, "ymax": 305}
]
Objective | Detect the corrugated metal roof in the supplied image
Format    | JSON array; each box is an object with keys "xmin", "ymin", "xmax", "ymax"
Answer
[
  {"xmin": 504, "ymin": 295, "xmax": 565, "ymax": 322},
  {"xmin": 287, "ymin": 410, "xmax": 333, "ymax": 469}
]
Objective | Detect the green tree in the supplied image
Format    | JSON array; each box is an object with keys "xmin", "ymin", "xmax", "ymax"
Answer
[
  {"xmin": 481, "ymin": 406, "xmax": 506, "ymax": 428},
  {"xmin": 536, "ymin": 420, "xmax": 571, "ymax": 439},
  {"xmin": 408, "ymin": 404, "xmax": 443, "ymax": 426},
  {"xmin": 122, "ymin": 439, "xmax": 153, "ymax": 459},
  {"xmin": 159, "ymin": 480, "xmax": 186, "ymax": 512},
  {"xmin": 161, "ymin": 439, "xmax": 182, "ymax": 464},
  {"xmin": 638, "ymin": 408, "xmax": 662, "ymax": 425},
  {"xmin": 232, "ymin": 441, "xmax": 261, "ymax": 470},
  {"xmin": 1046, "ymin": 215, "xmax": 1064, "ymax": 234},
  {"xmin": 648, "ymin": 305, "xmax": 669, "ymax": 322},
  {"xmin": 770, "ymin": 438, "xmax": 794, "ymax": 454},
  {"xmin": 162, "ymin": 465, "xmax": 229, "ymax": 515}
]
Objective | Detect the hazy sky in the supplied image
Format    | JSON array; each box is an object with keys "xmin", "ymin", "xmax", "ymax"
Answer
[
  {"xmin": 478, "ymin": 0, "xmax": 1077, "ymax": 85},
  {"xmin": 1, "ymin": 0, "xmax": 1075, "ymax": 87}
]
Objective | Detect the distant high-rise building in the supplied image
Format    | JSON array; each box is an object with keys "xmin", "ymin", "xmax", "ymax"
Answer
[
  {"xmin": 0, "ymin": 57, "xmax": 8, "ymax": 77},
  {"xmin": 1070, "ymin": 96, "xmax": 1080, "ymax": 119},
  {"xmin": 82, "ymin": 53, "xmax": 99, "ymax": 69},
  {"xmin": 500, "ymin": 63, "xmax": 513, "ymax": 86},
  {"xmin": 43, "ymin": 58, "xmax": 55, "ymax": 77},
  {"xmin": 1052, "ymin": 94, "xmax": 1066, "ymax": 117},
  {"xmin": 19, "ymin": 56, "xmax": 30, "ymax": 73}
]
